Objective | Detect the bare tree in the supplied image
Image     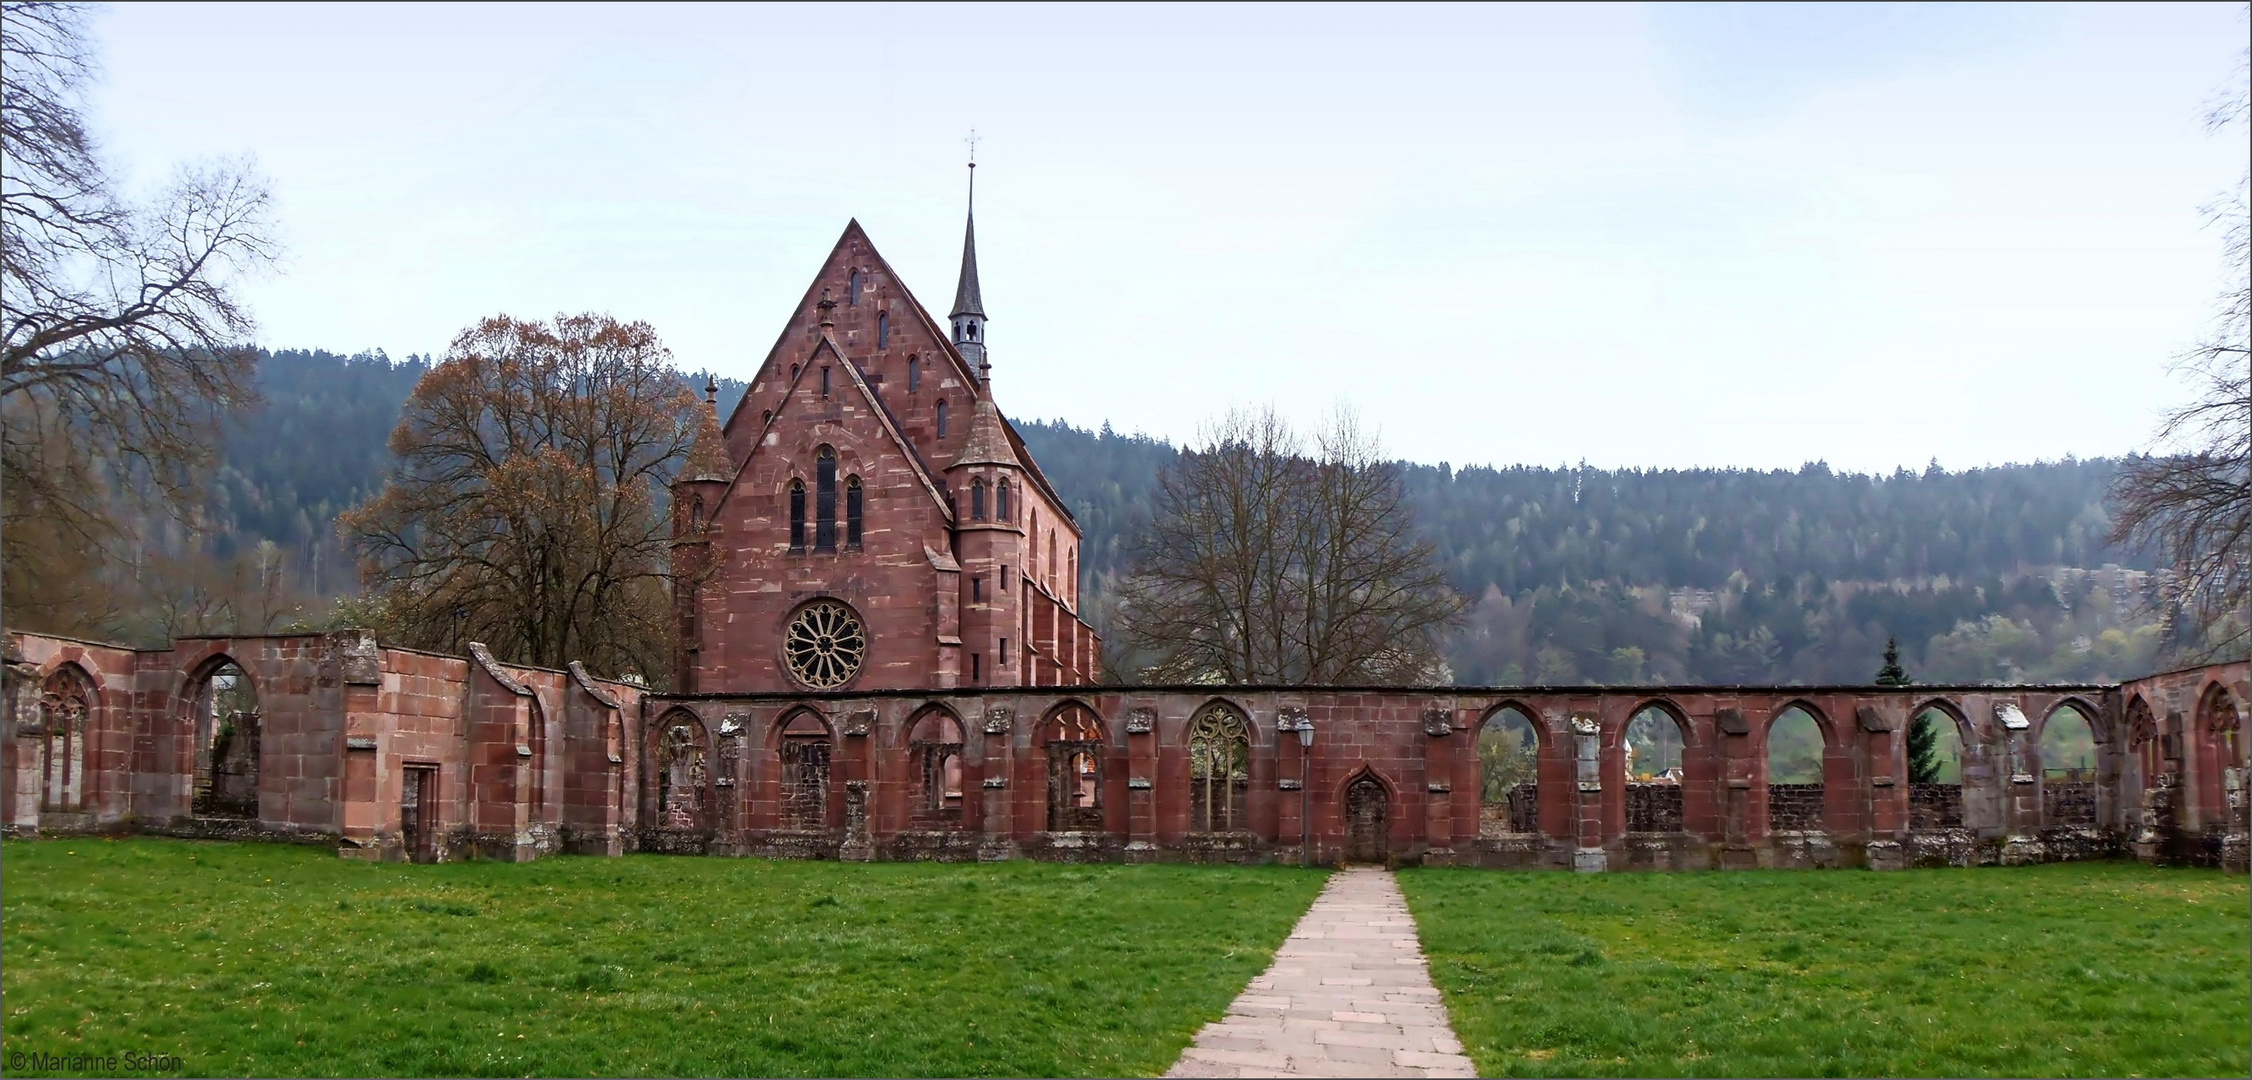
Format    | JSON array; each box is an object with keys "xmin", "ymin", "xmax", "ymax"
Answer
[
  {"xmin": 1, "ymin": 1, "xmax": 276, "ymax": 629},
  {"xmin": 339, "ymin": 314, "xmax": 702, "ymax": 680},
  {"xmin": 2110, "ymin": 48, "xmax": 2252, "ymax": 662},
  {"xmin": 1117, "ymin": 406, "xmax": 1462, "ymax": 684}
]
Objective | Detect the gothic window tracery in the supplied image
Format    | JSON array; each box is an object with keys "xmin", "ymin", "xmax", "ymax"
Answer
[
  {"xmin": 39, "ymin": 665, "xmax": 93, "ymax": 813},
  {"xmin": 1188, "ymin": 703, "xmax": 1252, "ymax": 832},
  {"xmin": 996, "ymin": 478, "xmax": 1011, "ymax": 521},
  {"xmin": 784, "ymin": 600, "xmax": 866, "ymax": 690}
]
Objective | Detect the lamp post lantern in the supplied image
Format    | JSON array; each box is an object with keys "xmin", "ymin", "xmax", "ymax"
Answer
[{"xmin": 1297, "ymin": 720, "xmax": 1315, "ymax": 868}]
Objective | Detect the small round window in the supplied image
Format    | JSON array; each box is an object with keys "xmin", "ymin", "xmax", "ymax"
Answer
[{"xmin": 785, "ymin": 600, "xmax": 867, "ymax": 689}]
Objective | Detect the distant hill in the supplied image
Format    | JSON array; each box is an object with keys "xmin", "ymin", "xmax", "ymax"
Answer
[
  {"xmin": 194, "ymin": 352, "xmax": 2161, "ymax": 686},
  {"xmin": 1015, "ymin": 419, "xmax": 2159, "ymax": 687}
]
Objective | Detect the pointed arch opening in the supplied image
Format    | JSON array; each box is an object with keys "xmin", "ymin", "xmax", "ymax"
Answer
[
  {"xmin": 778, "ymin": 710, "xmax": 834, "ymax": 832},
  {"xmin": 192, "ymin": 658, "xmax": 260, "ymax": 819},
  {"xmin": 815, "ymin": 446, "xmax": 838, "ymax": 552},
  {"xmin": 1342, "ymin": 770, "xmax": 1390, "ymax": 864},
  {"xmin": 38, "ymin": 664, "xmax": 96, "ymax": 814},
  {"xmin": 2194, "ymin": 684, "xmax": 2245, "ymax": 829},
  {"xmin": 654, "ymin": 710, "xmax": 711, "ymax": 831},
  {"xmin": 1908, "ymin": 700, "xmax": 1969, "ymax": 829},
  {"xmin": 2041, "ymin": 701, "xmax": 2102, "ymax": 826},
  {"xmin": 907, "ymin": 706, "xmax": 967, "ymax": 826},
  {"xmin": 1478, "ymin": 704, "xmax": 1541, "ymax": 836},
  {"xmin": 1624, "ymin": 702, "xmax": 1689, "ymax": 833},
  {"xmin": 845, "ymin": 475, "xmax": 863, "ymax": 548},
  {"xmin": 1041, "ymin": 701, "xmax": 1104, "ymax": 832},
  {"xmin": 1765, "ymin": 703, "xmax": 1827, "ymax": 832},
  {"xmin": 1188, "ymin": 701, "xmax": 1253, "ymax": 833},
  {"xmin": 970, "ymin": 478, "xmax": 988, "ymax": 521}
]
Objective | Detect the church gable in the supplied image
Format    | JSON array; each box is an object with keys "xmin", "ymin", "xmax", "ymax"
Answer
[
  {"xmin": 693, "ymin": 335, "xmax": 961, "ymax": 692},
  {"xmin": 725, "ymin": 222, "xmax": 979, "ymax": 481}
]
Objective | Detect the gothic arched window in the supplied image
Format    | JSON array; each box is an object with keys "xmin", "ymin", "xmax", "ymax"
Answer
[
  {"xmin": 878, "ymin": 311, "xmax": 890, "ymax": 348},
  {"xmin": 815, "ymin": 447, "xmax": 838, "ymax": 552},
  {"xmin": 996, "ymin": 478, "xmax": 1011, "ymax": 521},
  {"xmin": 971, "ymin": 479, "xmax": 988, "ymax": 521},
  {"xmin": 1189, "ymin": 703, "xmax": 1252, "ymax": 832},
  {"xmin": 936, "ymin": 399, "xmax": 948, "ymax": 438},
  {"xmin": 845, "ymin": 476, "xmax": 863, "ymax": 548},
  {"xmin": 788, "ymin": 479, "xmax": 807, "ymax": 552},
  {"xmin": 849, "ymin": 270, "xmax": 862, "ymax": 304},
  {"xmin": 907, "ymin": 355, "xmax": 921, "ymax": 392}
]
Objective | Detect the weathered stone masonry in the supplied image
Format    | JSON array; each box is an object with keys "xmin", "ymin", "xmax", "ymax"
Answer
[{"xmin": 7, "ymin": 630, "xmax": 2243, "ymax": 873}]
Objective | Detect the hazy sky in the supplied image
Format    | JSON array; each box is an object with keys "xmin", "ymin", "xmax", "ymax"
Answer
[{"xmin": 85, "ymin": 2, "xmax": 2248, "ymax": 472}]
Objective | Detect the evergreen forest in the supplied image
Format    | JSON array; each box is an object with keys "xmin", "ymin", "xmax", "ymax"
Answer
[{"xmin": 170, "ymin": 350, "xmax": 2166, "ymax": 687}]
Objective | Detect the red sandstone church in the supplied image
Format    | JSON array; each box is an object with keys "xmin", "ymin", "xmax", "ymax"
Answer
[
  {"xmin": 4, "ymin": 192, "xmax": 2247, "ymax": 874},
  {"xmin": 669, "ymin": 192, "xmax": 1098, "ymax": 696}
]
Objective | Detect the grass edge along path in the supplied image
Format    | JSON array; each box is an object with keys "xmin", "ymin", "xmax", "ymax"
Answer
[
  {"xmin": 1399, "ymin": 861, "xmax": 2250, "ymax": 1078},
  {"xmin": 2, "ymin": 837, "xmax": 1331, "ymax": 1078}
]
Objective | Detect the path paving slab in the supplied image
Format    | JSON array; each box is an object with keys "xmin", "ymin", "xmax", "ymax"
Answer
[{"xmin": 1165, "ymin": 868, "xmax": 1477, "ymax": 1079}]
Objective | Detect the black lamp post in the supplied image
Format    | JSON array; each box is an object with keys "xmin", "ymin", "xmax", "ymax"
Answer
[{"xmin": 1297, "ymin": 719, "xmax": 1315, "ymax": 868}]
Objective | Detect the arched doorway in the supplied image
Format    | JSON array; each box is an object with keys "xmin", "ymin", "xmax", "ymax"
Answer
[
  {"xmin": 1344, "ymin": 773, "xmax": 1388, "ymax": 864},
  {"xmin": 193, "ymin": 659, "xmax": 259, "ymax": 819}
]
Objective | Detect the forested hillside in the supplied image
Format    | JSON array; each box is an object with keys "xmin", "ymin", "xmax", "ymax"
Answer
[
  {"xmin": 1015, "ymin": 420, "xmax": 2163, "ymax": 687},
  {"xmin": 180, "ymin": 352, "xmax": 2161, "ymax": 686}
]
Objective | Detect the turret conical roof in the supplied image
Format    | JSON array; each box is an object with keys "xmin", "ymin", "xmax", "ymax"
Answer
[{"xmin": 950, "ymin": 203, "xmax": 984, "ymax": 319}]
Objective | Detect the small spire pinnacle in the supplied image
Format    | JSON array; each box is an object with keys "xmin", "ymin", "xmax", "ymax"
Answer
[
  {"xmin": 704, "ymin": 374, "xmax": 718, "ymax": 405},
  {"xmin": 951, "ymin": 131, "xmax": 990, "ymax": 382}
]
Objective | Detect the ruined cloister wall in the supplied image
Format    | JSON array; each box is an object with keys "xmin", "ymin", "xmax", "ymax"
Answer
[
  {"xmin": 3, "ymin": 631, "xmax": 644, "ymax": 862},
  {"xmin": 6, "ymin": 629, "xmax": 2241, "ymax": 873}
]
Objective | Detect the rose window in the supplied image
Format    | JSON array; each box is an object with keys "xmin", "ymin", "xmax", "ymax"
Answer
[{"xmin": 784, "ymin": 600, "xmax": 867, "ymax": 689}]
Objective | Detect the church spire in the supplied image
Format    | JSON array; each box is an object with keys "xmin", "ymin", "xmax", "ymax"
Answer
[{"xmin": 950, "ymin": 134, "xmax": 989, "ymax": 382}]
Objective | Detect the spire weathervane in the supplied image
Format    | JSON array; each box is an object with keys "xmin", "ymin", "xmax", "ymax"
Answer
[{"xmin": 951, "ymin": 129, "xmax": 989, "ymax": 382}]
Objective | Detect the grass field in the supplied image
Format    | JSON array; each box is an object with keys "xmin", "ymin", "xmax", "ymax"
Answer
[
  {"xmin": 1, "ymin": 838, "xmax": 1327, "ymax": 1078},
  {"xmin": 1398, "ymin": 862, "xmax": 2250, "ymax": 1078}
]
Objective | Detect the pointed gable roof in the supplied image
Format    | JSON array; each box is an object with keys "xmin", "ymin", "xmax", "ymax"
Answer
[
  {"xmin": 710, "ymin": 334, "xmax": 955, "ymax": 526},
  {"xmin": 951, "ymin": 208, "xmax": 984, "ymax": 318},
  {"xmin": 948, "ymin": 393, "xmax": 1019, "ymax": 471}
]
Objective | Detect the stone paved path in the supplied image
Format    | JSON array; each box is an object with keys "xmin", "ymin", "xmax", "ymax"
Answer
[{"xmin": 1165, "ymin": 867, "xmax": 1477, "ymax": 1078}]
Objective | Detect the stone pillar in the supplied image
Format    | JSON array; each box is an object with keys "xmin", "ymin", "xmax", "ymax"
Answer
[
  {"xmin": 1125, "ymin": 706, "xmax": 1157, "ymax": 862},
  {"xmin": 1996, "ymin": 702, "xmax": 2045, "ymax": 865},
  {"xmin": 1570, "ymin": 713, "xmax": 1605, "ymax": 872},
  {"xmin": 1712, "ymin": 707, "xmax": 1755, "ymax": 867},
  {"xmin": 1422, "ymin": 707, "xmax": 1456, "ymax": 863},
  {"xmin": 1858, "ymin": 704, "xmax": 1906, "ymax": 871},
  {"xmin": 978, "ymin": 704, "xmax": 1015, "ymax": 861},
  {"xmin": 841, "ymin": 779, "xmax": 872, "ymax": 861}
]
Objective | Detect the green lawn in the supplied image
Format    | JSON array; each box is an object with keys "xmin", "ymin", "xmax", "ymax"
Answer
[
  {"xmin": 1399, "ymin": 862, "xmax": 2250, "ymax": 1078},
  {"xmin": 1, "ymin": 838, "xmax": 1327, "ymax": 1078}
]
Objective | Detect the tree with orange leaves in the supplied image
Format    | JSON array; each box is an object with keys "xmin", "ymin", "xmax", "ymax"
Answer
[{"xmin": 339, "ymin": 313, "xmax": 703, "ymax": 681}]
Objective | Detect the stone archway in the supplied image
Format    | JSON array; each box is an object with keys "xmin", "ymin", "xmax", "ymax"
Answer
[{"xmin": 1344, "ymin": 773, "xmax": 1388, "ymax": 864}]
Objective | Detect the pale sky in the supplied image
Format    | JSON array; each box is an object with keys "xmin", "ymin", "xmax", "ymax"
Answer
[{"xmin": 85, "ymin": 2, "xmax": 2248, "ymax": 472}]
